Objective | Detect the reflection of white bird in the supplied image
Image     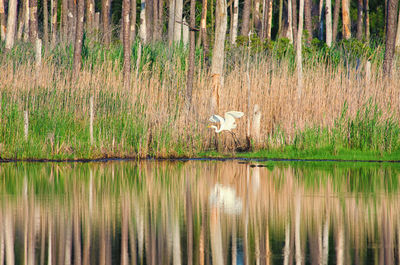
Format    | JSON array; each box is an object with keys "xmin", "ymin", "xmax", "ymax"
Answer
[
  {"xmin": 208, "ymin": 111, "xmax": 244, "ymax": 146},
  {"xmin": 209, "ymin": 184, "xmax": 243, "ymax": 215}
]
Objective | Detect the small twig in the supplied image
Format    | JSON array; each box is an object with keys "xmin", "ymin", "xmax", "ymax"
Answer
[{"xmin": 175, "ymin": 20, "xmax": 199, "ymax": 31}]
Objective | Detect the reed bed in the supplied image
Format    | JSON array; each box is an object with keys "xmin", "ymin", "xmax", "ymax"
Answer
[{"xmin": 1, "ymin": 41, "xmax": 400, "ymax": 159}]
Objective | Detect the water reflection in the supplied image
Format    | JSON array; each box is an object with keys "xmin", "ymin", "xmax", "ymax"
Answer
[{"xmin": 0, "ymin": 161, "xmax": 399, "ymax": 265}]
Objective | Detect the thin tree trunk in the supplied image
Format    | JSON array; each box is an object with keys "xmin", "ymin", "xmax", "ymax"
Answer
[
  {"xmin": 278, "ymin": 0, "xmax": 283, "ymax": 35},
  {"xmin": 383, "ymin": 0, "xmax": 399, "ymax": 75},
  {"xmin": 73, "ymin": 0, "xmax": 85, "ymax": 76},
  {"xmin": 210, "ymin": 0, "xmax": 227, "ymax": 111},
  {"xmin": 152, "ymin": 0, "xmax": 161, "ymax": 41},
  {"xmin": 186, "ymin": 181, "xmax": 193, "ymax": 265},
  {"xmin": 68, "ymin": 0, "xmax": 76, "ymax": 42},
  {"xmin": 168, "ymin": 0, "xmax": 175, "ymax": 44},
  {"xmin": 51, "ymin": 0, "xmax": 57, "ymax": 46},
  {"xmin": 292, "ymin": 0, "xmax": 298, "ymax": 47},
  {"xmin": 0, "ymin": 0, "xmax": 6, "ymax": 41},
  {"xmin": 318, "ymin": 0, "xmax": 324, "ymax": 40},
  {"xmin": 254, "ymin": 0, "xmax": 261, "ymax": 33},
  {"xmin": 332, "ymin": 0, "xmax": 340, "ymax": 41},
  {"xmin": 29, "ymin": 0, "xmax": 38, "ymax": 42},
  {"xmin": 139, "ymin": 0, "xmax": 147, "ymax": 42},
  {"xmin": 326, "ymin": 0, "xmax": 332, "ymax": 46},
  {"xmin": 297, "ymin": 0, "xmax": 304, "ymax": 93},
  {"xmin": 186, "ymin": 0, "xmax": 196, "ymax": 108},
  {"xmin": 121, "ymin": 197, "xmax": 129, "ymax": 265},
  {"xmin": 363, "ymin": 0, "xmax": 369, "ymax": 40},
  {"xmin": 288, "ymin": 0, "xmax": 293, "ymax": 43},
  {"xmin": 241, "ymin": 0, "xmax": 251, "ymax": 36},
  {"xmin": 342, "ymin": 0, "xmax": 351, "ymax": 39},
  {"xmin": 266, "ymin": 0, "xmax": 273, "ymax": 39},
  {"xmin": 174, "ymin": 0, "xmax": 182, "ymax": 42},
  {"xmin": 145, "ymin": 0, "xmax": 153, "ymax": 43},
  {"xmin": 102, "ymin": 0, "xmax": 112, "ymax": 45},
  {"xmin": 5, "ymin": 208, "xmax": 14, "ymax": 265},
  {"xmin": 199, "ymin": 0, "xmax": 209, "ymax": 60},
  {"xmin": 43, "ymin": 0, "xmax": 49, "ymax": 44},
  {"xmin": 17, "ymin": 0, "xmax": 25, "ymax": 40},
  {"xmin": 395, "ymin": 8, "xmax": 400, "ymax": 49},
  {"xmin": 87, "ymin": 0, "xmax": 95, "ymax": 29},
  {"xmin": 356, "ymin": 0, "xmax": 363, "ymax": 39},
  {"xmin": 130, "ymin": 0, "xmax": 137, "ymax": 43},
  {"xmin": 123, "ymin": 0, "xmax": 131, "ymax": 88},
  {"xmin": 230, "ymin": 0, "xmax": 238, "ymax": 43},
  {"xmin": 62, "ymin": 0, "xmax": 68, "ymax": 40},
  {"xmin": 304, "ymin": 0, "xmax": 312, "ymax": 43},
  {"xmin": 5, "ymin": 0, "xmax": 18, "ymax": 50}
]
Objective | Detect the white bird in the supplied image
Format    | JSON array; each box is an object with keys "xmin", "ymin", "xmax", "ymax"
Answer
[{"xmin": 208, "ymin": 111, "xmax": 244, "ymax": 133}]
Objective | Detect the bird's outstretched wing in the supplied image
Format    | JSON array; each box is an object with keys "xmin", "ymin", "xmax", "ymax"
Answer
[
  {"xmin": 209, "ymin": 114, "xmax": 224, "ymax": 123},
  {"xmin": 226, "ymin": 111, "xmax": 244, "ymax": 119}
]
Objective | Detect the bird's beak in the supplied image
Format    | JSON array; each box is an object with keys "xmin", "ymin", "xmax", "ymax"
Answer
[{"xmin": 207, "ymin": 125, "xmax": 212, "ymax": 128}]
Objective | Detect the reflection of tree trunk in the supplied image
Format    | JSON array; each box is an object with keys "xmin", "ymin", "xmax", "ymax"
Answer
[
  {"xmin": 83, "ymin": 216, "xmax": 91, "ymax": 265},
  {"xmin": 173, "ymin": 215, "xmax": 181, "ymax": 265},
  {"xmin": 322, "ymin": 215, "xmax": 329, "ymax": 265},
  {"xmin": 5, "ymin": 207, "xmax": 14, "ymax": 265},
  {"xmin": 129, "ymin": 215, "xmax": 137, "ymax": 265},
  {"xmin": 199, "ymin": 206, "xmax": 205, "ymax": 265},
  {"xmin": 40, "ymin": 212, "xmax": 46, "ymax": 265},
  {"xmin": 382, "ymin": 213, "xmax": 394, "ymax": 265},
  {"xmin": 283, "ymin": 224, "xmax": 290, "ymax": 265},
  {"xmin": 186, "ymin": 181, "xmax": 193, "ymax": 265},
  {"xmin": 231, "ymin": 219, "xmax": 236, "ymax": 265},
  {"xmin": 210, "ymin": 208, "xmax": 223, "ymax": 265},
  {"xmin": 121, "ymin": 197, "xmax": 129, "ymax": 265},
  {"xmin": 336, "ymin": 221, "xmax": 343, "ymax": 265},
  {"xmin": 0, "ymin": 210, "xmax": 4, "ymax": 265},
  {"xmin": 74, "ymin": 207, "xmax": 82, "ymax": 265},
  {"xmin": 65, "ymin": 218, "xmax": 72, "ymax": 265},
  {"xmin": 295, "ymin": 197, "xmax": 302, "ymax": 265}
]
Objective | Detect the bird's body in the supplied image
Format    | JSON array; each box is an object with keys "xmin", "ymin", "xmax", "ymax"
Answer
[{"xmin": 208, "ymin": 111, "xmax": 244, "ymax": 133}]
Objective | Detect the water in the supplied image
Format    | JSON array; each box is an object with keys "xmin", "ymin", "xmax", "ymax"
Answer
[{"xmin": 0, "ymin": 160, "xmax": 400, "ymax": 265}]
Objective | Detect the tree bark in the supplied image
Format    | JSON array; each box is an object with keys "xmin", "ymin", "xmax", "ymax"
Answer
[
  {"xmin": 186, "ymin": 0, "xmax": 196, "ymax": 108},
  {"xmin": 297, "ymin": 0, "xmax": 304, "ymax": 93},
  {"xmin": 278, "ymin": 0, "xmax": 283, "ymax": 36},
  {"xmin": 254, "ymin": 0, "xmax": 261, "ymax": 34},
  {"xmin": 168, "ymin": 0, "xmax": 175, "ymax": 44},
  {"xmin": 51, "ymin": 0, "xmax": 58, "ymax": 46},
  {"xmin": 0, "ymin": 0, "xmax": 6, "ymax": 41},
  {"xmin": 332, "ymin": 0, "xmax": 340, "ymax": 41},
  {"xmin": 102, "ymin": 0, "xmax": 112, "ymax": 45},
  {"xmin": 230, "ymin": 0, "xmax": 238, "ymax": 43},
  {"xmin": 292, "ymin": 0, "xmax": 298, "ymax": 47},
  {"xmin": 304, "ymin": 0, "xmax": 312, "ymax": 43},
  {"xmin": 267, "ymin": 0, "xmax": 272, "ymax": 39},
  {"xmin": 356, "ymin": 0, "xmax": 363, "ymax": 39},
  {"xmin": 395, "ymin": 8, "xmax": 400, "ymax": 50},
  {"xmin": 62, "ymin": 0, "xmax": 68, "ymax": 40},
  {"xmin": 241, "ymin": 0, "xmax": 251, "ymax": 36},
  {"xmin": 326, "ymin": 0, "xmax": 332, "ymax": 46},
  {"xmin": 29, "ymin": 0, "xmax": 39, "ymax": 42},
  {"xmin": 123, "ymin": 0, "xmax": 131, "ymax": 88},
  {"xmin": 383, "ymin": 0, "xmax": 399, "ymax": 76},
  {"xmin": 287, "ymin": 0, "xmax": 293, "ymax": 43},
  {"xmin": 318, "ymin": 0, "xmax": 324, "ymax": 40},
  {"xmin": 130, "ymin": 0, "xmax": 137, "ymax": 43},
  {"xmin": 68, "ymin": 0, "xmax": 76, "ymax": 42},
  {"xmin": 5, "ymin": 0, "xmax": 18, "ymax": 50},
  {"xmin": 43, "ymin": 0, "xmax": 49, "ymax": 44},
  {"xmin": 73, "ymin": 0, "xmax": 85, "ymax": 77},
  {"xmin": 87, "ymin": 0, "xmax": 95, "ymax": 29},
  {"xmin": 174, "ymin": 0, "xmax": 183, "ymax": 42},
  {"xmin": 363, "ymin": 0, "xmax": 369, "ymax": 40},
  {"xmin": 342, "ymin": 0, "xmax": 351, "ymax": 39},
  {"xmin": 152, "ymin": 0, "xmax": 162, "ymax": 41},
  {"xmin": 145, "ymin": 0, "xmax": 153, "ymax": 42},
  {"xmin": 211, "ymin": 0, "xmax": 227, "ymax": 111},
  {"xmin": 139, "ymin": 0, "xmax": 147, "ymax": 42}
]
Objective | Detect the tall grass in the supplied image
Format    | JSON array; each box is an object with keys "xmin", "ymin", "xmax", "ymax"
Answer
[{"xmin": 1, "ymin": 39, "xmax": 399, "ymax": 159}]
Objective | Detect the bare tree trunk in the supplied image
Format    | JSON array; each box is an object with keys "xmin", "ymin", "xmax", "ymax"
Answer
[
  {"xmin": 287, "ymin": 0, "xmax": 293, "ymax": 43},
  {"xmin": 278, "ymin": 0, "xmax": 283, "ymax": 35},
  {"xmin": 0, "ymin": 0, "xmax": 6, "ymax": 41},
  {"xmin": 152, "ymin": 0, "xmax": 161, "ymax": 41},
  {"xmin": 139, "ymin": 0, "xmax": 147, "ymax": 42},
  {"xmin": 62, "ymin": 0, "xmax": 68, "ymax": 40},
  {"xmin": 130, "ymin": 0, "xmax": 137, "ymax": 43},
  {"xmin": 210, "ymin": 0, "xmax": 227, "ymax": 111},
  {"xmin": 43, "ymin": 0, "xmax": 49, "ymax": 44},
  {"xmin": 68, "ymin": 0, "xmax": 76, "ymax": 42},
  {"xmin": 230, "ymin": 0, "xmax": 238, "ymax": 43},
  {"xmin": 87, "ymin": 0, "xmax": 95, "ymax": 29},
  {"xmin": 29, "ymin": 0, "xmax": 38, "ymax": 42},
  {"xmin": 318, "ymin": 0, "xmax": 324, "ymax": 40},
  {"xmin": 254, "ymin": 0, "xmax": 261, "ymax": 33},
  {"xmin": 332, "ymin": 0, "xmax": 340, "ymax": 41},
  {"xmin": 5, "ymin": 0, "xmax": 18, "ymax": 50},
  {"xmin": 174, "ymin": 0, "xmax": 182, "ymax": 42},
  {"xmin": 383, "ymin": 0, "xmax": 399, "ymax": 76},
  {"xmin": 123, "ymin": 0, "xmax": 131, "ymax": 88},
  {"xmin": 326, "ymin": 0, "xmax": 332, "ymax": 46},
  {"xmin": 73, "ymin": 0, "xmax": 85, "ymax": 76},
  {"xmin": 304, "ymin": 0, "xmax": 312, "ymax": 43},
  {"xmin": 395, "ymin": 8, "xmax": 400, "ymax": 50},
  {"xmin": 356, "ymin": 0, "xmax": 363, "ymax": 39},
  {"xmin": 342, "ymin": 0, "xmax": 351, "ymax": 39},
  {"xmin": 241, "ymin": 0, "xmax": 251, "ymax": 36},
  {"xmin": 199, "ymin": 0, "xmax": 209, "ymax": 60},
  {"xmin": 145, "ymin": 0, "xmax": 153, "ymax": 43},
  {"xmin": 17, "ymin": 0, "xmax": 25, "ymax": 39},
  {"xmin": 102, "ymin": 0, "xmax": 112, "ymax": 45},
  {"xmin": 292, "ymin": 0, "xmax": 298, "ymax": 47},
  {"xmin": 168, "ymin": 0, "xmax": 175, "ymax": 44},
  {"xmin": 266, "ymin": 0, "xmax": 273, "ymax": 39},
  {"xmin": 297, "ymin": 0, "xmax": 304, "ymax": 93},
  {"xmin": 51, "ymin": 0, "xmax": 57, "ymax": 46},
  {"xmin": 186, "ymin": 0, "xmax": 196, "ymax": 108},
  {"xmin": 363, "ymin": 0, "xmax": 369, "ymax": 40}
]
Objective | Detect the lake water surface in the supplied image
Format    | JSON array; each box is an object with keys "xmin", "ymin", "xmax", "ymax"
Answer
[{"xmin": 0, "ymin": 160, "xmax": 399, "ymax": 265}]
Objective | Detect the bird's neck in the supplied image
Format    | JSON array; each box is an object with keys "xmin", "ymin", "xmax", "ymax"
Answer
[{"xmin": 211, "ymin": 125, "xmax": 222, "ymax": 133}]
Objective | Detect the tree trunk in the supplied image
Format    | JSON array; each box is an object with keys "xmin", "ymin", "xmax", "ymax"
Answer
[
  {"xmin": 17, "ymin": 0, "xmax": 25, "ymax": 40},
  {"xmin": 51, "ymin": 0, "xmax": 57, "ymax": 46},
  {"xmin": 152, "ymin": 0, "xmax": 161, "ymax": 41},
  {"xmin": 267, "ymin": 0, "xmax": 272, "ymax": 39},
  {"xmin": 363, "ymin": 0, "xmax": 369, "ymax": 40},
  {"xmin": 102, "ymin": 0, "xmax": 112, "ymax": 45},
  {"xmin": 297, "ymin": 0, "xmax": 304, "ymax": 93},
  {"xmin": 254, "ymin": 0, "xmax": 261, "ymax": 34},
  {"xmin": 304, "ymin": 0, "xmax": 312, "ymax": 43},
  {"xmin": 318, "ymin": 0, "xmax": 324, "ymax": 40},
  {"xmin": 278, "ymin": 0, "xmax": 283, "ymax": 36},
  {"xmin": 68, "ymin": 0, "xmax": 76, "ymax": 42},
  {"xmin": 287, "ymin": 0, "xmax": 293, "ymax": 43},
  {"xmin": 168, "ymin": 0, "xmax": 175, "ymax": 44},
  {"xmin": 356, "ymin": 0, "xmax": 363, "ymax": 39},
  {"xmin": 326, "ymin": 0, "xmax": 332, "ymax": 46},
  {"xmin": 123, "ymin": 0, "xmax": 131, "ymax": 88},
  {"xmin": 211, "ymin": 0, "xmax": 227, "ymax": 111},
  {"xmin": 73, "ymin": 0, "xmax": 85, "ymax": 76},
  {"xmin": 292, "ymin": 0, "xmax": 298, "ymax": 47},
  {"xmin": 130, "ymin": 0, "xmax": 137, "ymax": 43},
  {"xmin": 87, "ymin": 0, "xmax": 95, "ymax": 30},
  {"xmin": 241, "ymin": 0, "xmax": 251, "ymax": 36},
  {"xmin": 29, "ymin": 0, "xmax": 38, "ymax": 42},
  {"xmin": 0, "ymin": 0, "xmax": 6, "ymax": 41},
  {"xmin": 332, "ymin": 0, "xmax": 340, "ymax": 41},
  {"xmin": 342, "ymin": 0, "xmax": 351, "ymax": 39},
  {"xmin": 395, "ymin": 8, "xmax": 400, "ymax": 50},
  {"xmin": 43, "ymin": 0, "xmax": 49, "ymax": 44},
  {"xmin": 62, "ymin": 0, "xmax": 68, "ymax": 40},
  {"xmin": 230, "ymin": 0, "xmax": 238, "ymax": 43},
  {"xmin": 174, "ymin": 0, "xmax": 182, "ymax": 42},
  {"xmin": 383, "ymin": 0, "xmax": 399, "ymax": 76},
  {"xmin": 5, "ymin": 0, "xmax": 18, "ymax": 50},
  {"xmin": 139, "ymin": 0, "xmax": 147, "ymax": 42},
  {"xmin": 186, "ymin": 0, "xmax": 196, "ymax": 108}
]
